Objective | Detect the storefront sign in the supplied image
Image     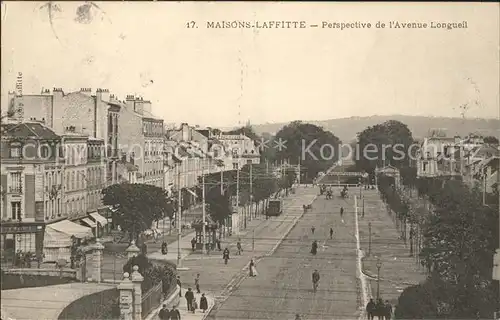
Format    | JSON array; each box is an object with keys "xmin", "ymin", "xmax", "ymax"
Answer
[{"xmin": 1, "ymin": 225, "xmax": 41, "ymax": 234}]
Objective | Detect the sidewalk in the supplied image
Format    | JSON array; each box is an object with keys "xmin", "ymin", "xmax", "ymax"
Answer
[
  {"xmin": 149, "ymin": 288, "xmax": 215, "ymax": 320},
  {"xmin": 357, "ymin": 189, "xmax": 426, "ymax": 305}
]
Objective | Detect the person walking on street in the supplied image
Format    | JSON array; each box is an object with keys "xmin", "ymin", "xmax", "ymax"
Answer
[
  {"xmin": 312, "ymin": 269, "xmax": 320, "ymax": 292},
  {"xmin": 185, "ymin": 287, "xmax": 195, "ymax": 313},
  {"xmin": 169, "ymin": 305, "xmax": 181, "ymax": 320},
  {"xmin": 376, "ymin": 298, "xmax": 385, "ymax": 320},
  {"xmin": 177, "ymin": 276, "xmax": 182, "ymax": 297},
  {"xmin": 194, "ymin": 273, "xmax": 201, "ymax": 293},
  {"xmin": 340, "ymin": 207, "xmax": 344, "ymax": 218},
  {"xmin": 311, "ymin": 226, "xmax": 315, "ymax": 234},
  {"xmin": 366, "ymin": 298, "xmax": 376, "ymax": 320},
  {"xmin": 330, "ymin": 227, "xmax": 334, "ymax": 239},
  {"xmin": 158, "ymin": 304, "xmax": 170, "ymax": 320},
  {"xmin": 236, "ymin": 239, "xmax": 243, "ymax": 255},
  {"xmin": 191, "ymin": 237, "xmax": 197, "ymax": 251},
  {"xmin": 223, "ymin": 247, "xmax": 230, "ymax": 265},
  {"xmin": 200, "ymin": 293, "xmax": 208, "ymax": 313},
  {"xmin": 249, "ymin": 258, "xmax": 258, "ymax": 277},
  {"xmin": 216, "ymin": 238, "xmax": 222, "ymax": 251},
  {"xmin": 161, "ymin": 241, "xmax": 168, "ymax": 255},
  {"xmin": 384, "ymin": 300, "xmax": 393, "ymax": 320}
]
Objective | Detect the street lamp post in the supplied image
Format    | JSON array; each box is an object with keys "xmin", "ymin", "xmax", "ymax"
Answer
[{"xmin": 376, "ymin": 259, "xmax": 382, "ymax": 300}]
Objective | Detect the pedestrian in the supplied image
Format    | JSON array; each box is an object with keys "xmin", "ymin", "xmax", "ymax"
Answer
[
  {"xmin": 216, "ymin": 238, "xmax": 221, "ymax": 251},
  {"xmin": 340, "ymin": 207, "xmax": 344, "ymax": 218},
  {"xmin": 329, "ymin": 227, "xmax": 334, "ymax": 239},
  {"xmin": 191, "ymin": 237, "xmax": 197, "ymax": 251},
  {"xmin": 223, "ymin": 247, "xmax": 230, "ymax": 264},
  {"xmin": 158, "ymin": 304, "xmax": 170, "ymax": 320},
  {"xmin": 161, "ymin": 241, "xmax": 168, "ymax": 255},
  {"xmin": 376, "ymin": 298, "xmax": 385, "ymax": 320},
  {"xmin": 384, "ymin": 300, "xmax": 393, "ymax": 320},
  {"xmin": 194, "ymin": 273, "xmax": 201, "ymax": 293},
  {"xmin": 236, "ymin": 239, "xmax": 242, "ymax": 255},
  {"xmin": 191, "ymin": 297, "xmax": 198, "ymax": 313},
  {"xmin": 311, "ymin": 226, "xmax": 315, "ymax": 234},
  {"xmin": 200, "ymin": 293, "xmax": 208, "ymax": 313},
  {"xmin": 249, "ymin": 258, "xmax": 258, "ymax": 277},
  {"xmin": 366, "ymin": 298, "xmax": 376, "ymax": 320},
  {"xmin": 177, "ymin": 276, "xmax": 182, "ymax": 297},
  {"xmin": 169, "ymin": 305, "xmax": 181, "ymax": 320},
  {"xmin": 185, "ymin": 287, "xmax": 195, "ymax": 312}
]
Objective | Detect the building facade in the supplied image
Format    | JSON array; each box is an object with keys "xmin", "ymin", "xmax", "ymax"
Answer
[{"xmin": 0, "ymin": 122, "xmax": 63, "ymax": 258}]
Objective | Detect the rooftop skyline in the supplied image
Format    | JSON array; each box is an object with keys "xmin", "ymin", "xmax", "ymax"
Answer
[{"xmin": 2, "ymin": 2, "xmax": 499, "ymax": 127}]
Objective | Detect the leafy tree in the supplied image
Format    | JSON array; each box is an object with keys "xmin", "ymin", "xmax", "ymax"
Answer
[
  {"xmin": 274, "ymin": 121, "xmax": 341, "ymax": 182},
  {"xmin": 396, "ymin": 176, "xmax": 499, "ymax": 319},
  {"xmin": 483, "ymin": 135, "xmax": 499, "ymax": 144},
  {"xmin": 101, "ymin": 183, "xmax": 171, "ymax": 243},
  {"xmin": 355, "ymin": 120, "xmax": 415, "ymax": 175},
  {"xmin": 225, "ymin": 124, "xmax": 260, "ymax": 142}
]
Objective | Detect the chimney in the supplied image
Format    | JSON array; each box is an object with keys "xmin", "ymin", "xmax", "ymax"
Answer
[{"xmin": 96, "ymin": 88, "xmax": 110, "ymax": 102}]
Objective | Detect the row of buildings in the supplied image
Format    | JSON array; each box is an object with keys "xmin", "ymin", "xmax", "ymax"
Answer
[
  {"xmin": 416, "ymin": 131, "xmax": 499, "ymax": 194},
  {"xmin": 1, "ymin": 87, "xmax": 260, "ymax": 262}
]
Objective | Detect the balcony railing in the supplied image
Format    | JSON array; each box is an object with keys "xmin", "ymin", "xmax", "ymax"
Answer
[{"xmin": 8, "ymin": 186, "xmax": 22, "ymax": 193}]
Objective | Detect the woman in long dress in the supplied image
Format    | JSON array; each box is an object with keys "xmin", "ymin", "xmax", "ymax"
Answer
[{"xmin": 249, "ymin": 258, "xmax": 258, "ymax": 277}]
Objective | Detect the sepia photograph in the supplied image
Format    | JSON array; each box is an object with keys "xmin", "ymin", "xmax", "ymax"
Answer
[{"xmin": 1, "ymin": 2, "xmax": 499, "ymax": 320}]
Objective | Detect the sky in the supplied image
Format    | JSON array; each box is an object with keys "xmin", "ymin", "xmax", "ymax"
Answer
[{"xmin": 1, "ymin": 2, "xmax": 499, "ymax": 128}]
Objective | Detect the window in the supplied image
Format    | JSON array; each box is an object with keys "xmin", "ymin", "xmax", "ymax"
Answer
[
  {"xmin": 423, "ymin": 161, "xmax": 428, "ymax": 172},
  {"xmin": 71, "ymin": 172, "xmax": 75, "ymax": 190},
  {"xmin": 11, "ymin": 201, "xmax": 21, "ymax": 220},
  {"xmin": 10, "ymin": 172, "xmax": 22, "ymax": 193},
  {"xmin": 10, "ymin": 142, "xmax": 21, "ymax": 158}
]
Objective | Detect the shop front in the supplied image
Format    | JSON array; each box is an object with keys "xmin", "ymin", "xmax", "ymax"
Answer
[
  {"xmin": 1, "ymin": 223, "xmax": 44, "ymax": 264},
  {"xmin": 43, "ymin": 219, "xmax": 93, "ymax": 262},
  {"xmin": 88, "ymin": 211, "xmax": 108, "ymax": 238}
]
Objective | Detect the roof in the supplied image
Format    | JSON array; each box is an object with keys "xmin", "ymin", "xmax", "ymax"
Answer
[{"xmin": 2, "ymin": 122, "xmax": 60, "ymax": 140}]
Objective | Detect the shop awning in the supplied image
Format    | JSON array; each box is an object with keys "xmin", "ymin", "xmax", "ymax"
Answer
[
  {"xmin": 43, "ymin": 220, "xmax": 93, "ymax": 248},
  {"xmin": 47, "ymin": 220, "xmax": 93, "ymax": 239},
  {"xmin": 81, "ymin": 218, "xmax": 97, "ymax": 228},
  {"xmin": 90, "ymin": 212, "xmax": 108, "ymax": 226}
]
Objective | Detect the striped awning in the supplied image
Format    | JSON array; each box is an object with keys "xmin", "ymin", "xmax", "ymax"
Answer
[
  {"xmin": 81, "ymin": 218, "xmax": 96, "ymax": 228},
  {"xmin": 90, "ymin": 212, "xmax": 108, "ymax": 226}
]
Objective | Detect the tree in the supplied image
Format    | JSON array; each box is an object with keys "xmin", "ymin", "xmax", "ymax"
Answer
[
  {"xmin": 355, "ymin": 120, "xmax": 415, "ymax": 175},
  {"xmin": 483, "ymin": 135, "xmax": 499, "ymax": 144},
  {"xmin": 399, "ymin": 176, "xmax": 499, "ymax": 319},
  {"xmin": 225, "ymin": 124, "xmax": 260, "ymax": 142},
  {"xmin": 274, "ymin": 121, "xmax": 341, "ymax": 182},
  {"xmin": 101, "ymin": 183, "xmax": 171, "ymax": 243}
]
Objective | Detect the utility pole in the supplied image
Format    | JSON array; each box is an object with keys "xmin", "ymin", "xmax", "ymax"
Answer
[
  {"xmin": 220, "ymin": 170, "xmax": 223, "ymax": 195},
  {"xmin": 250, "ymin": 164, "xmax": 253, "ymax": 219},
  {"xmin": 236, "ymin": 166, "xmax": 240, "ymax": 233},
  {"xmin": 202, "ymin": 171, "xmax": 206, "ymax": 254},
  {"xmin": 368, "ymin": 222, "xmax": 372, "ymax": 256},
  {"xmin": 298, "ymin": 155, "xmax": 301, "ymax": 185},
  {"xmin": 483, "ymin": 171, "xmax": 486, "ymax": 206},
  {"xmin": 177, "ymin": 171, "xmax": 182, "ymax": 268}
]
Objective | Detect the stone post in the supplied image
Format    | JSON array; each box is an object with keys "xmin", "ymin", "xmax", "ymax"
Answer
[
  {"xmin": 126, "ymin": 240, "xmax": 140, "ymax": 260},
  {"xmin": 117, "ymin": 272, "xmax": 134, "ymax": 320},
  {"xmin": 130, "ymin": 265, "xmax": 143, "ymax": 320},
  {"xmin": 92, "ymin": 238, "xmax": 104, "ymax": 283}
]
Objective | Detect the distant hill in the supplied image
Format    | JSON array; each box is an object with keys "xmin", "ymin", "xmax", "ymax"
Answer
[{"xmin": 238, "ymin": 115, "xmax": 499, "ymax": 143}]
